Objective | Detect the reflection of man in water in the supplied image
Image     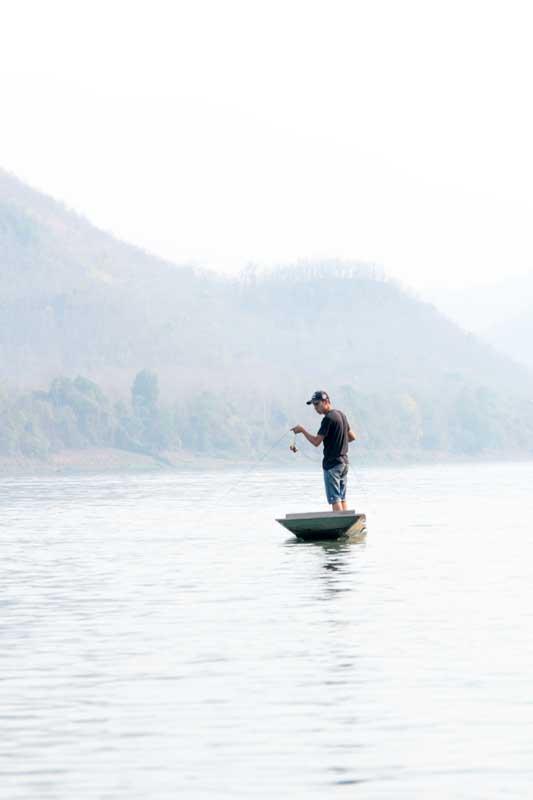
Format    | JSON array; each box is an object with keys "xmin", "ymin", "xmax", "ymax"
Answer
[{"xmin": 291, "ymin": 390, "xmax": 357, "ymax": 511}]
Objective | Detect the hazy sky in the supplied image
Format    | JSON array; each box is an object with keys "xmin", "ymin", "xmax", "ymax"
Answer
[{"xmin": 2, "ymin": 0, "xmax": 533, "ymax": 291}]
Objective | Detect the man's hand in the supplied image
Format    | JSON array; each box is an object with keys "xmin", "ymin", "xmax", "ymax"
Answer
[{"xmin": 291, "ymin": 425, "xmax": 324, "ymax": 448}]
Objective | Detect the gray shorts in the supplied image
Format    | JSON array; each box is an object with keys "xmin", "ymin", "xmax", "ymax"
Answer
[{"xmin": 323, "ymin": 461, "xmax": 348, "ymax": 504}]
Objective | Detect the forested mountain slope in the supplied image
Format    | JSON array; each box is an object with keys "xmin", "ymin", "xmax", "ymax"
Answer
[
  {"xmin": 0, "ymin": 168, "xmax": 228, "ymax": 386},
  {"xmin": 2, "ymin": 168, "xmax": 533, "ymax": 461},
  {"xmin": 423, "ymin": 273, "xmax": 533, "ymax": 369},
  {"xmin": 483, "ymin": 310, "xmax": 533, "ymax": 368}
]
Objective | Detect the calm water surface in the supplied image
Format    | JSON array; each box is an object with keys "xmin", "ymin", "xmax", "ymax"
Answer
[{"xmin": 2, "ymin": 461, "xmax": 533, "ymax": 799}]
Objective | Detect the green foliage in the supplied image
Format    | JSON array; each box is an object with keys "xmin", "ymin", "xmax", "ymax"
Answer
[
  {"xmin": 132, "ymin": 369, "xmax": 159, "ymax": 417},
  {"xmin": 180, "ymin": 391, "xmax": 252, "ymax": 454},
  {"xmin": 1, "ymin": 370, "xmax": 533, "ymax": 462}
]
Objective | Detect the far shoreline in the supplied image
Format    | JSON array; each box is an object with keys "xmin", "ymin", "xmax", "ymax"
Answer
[{"xmin": 1, "ymin": 446, "xmax": 533, "ymax": 478}]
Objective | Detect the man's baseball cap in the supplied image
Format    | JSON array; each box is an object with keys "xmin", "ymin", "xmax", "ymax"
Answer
[{"xmin": 306, "ymin": 390, "xmax": 329, "ymax": 405}]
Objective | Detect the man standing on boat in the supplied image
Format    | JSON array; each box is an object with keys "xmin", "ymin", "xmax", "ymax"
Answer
[{"xmin": 291, "ymin": 390, "xmax": 356, "ymax": 511}]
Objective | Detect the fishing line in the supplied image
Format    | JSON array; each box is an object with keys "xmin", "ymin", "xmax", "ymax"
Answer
[
  {"xmin": 197, "ymin": 422, "xmax": 370, "ymax": 523},
  {"xmin": 196, "ymin": 429, "xmax": 291, "ymax": 522},
  {"xmin": 293, "ymin": 444, "xmax": 321, "ymax": 464}
]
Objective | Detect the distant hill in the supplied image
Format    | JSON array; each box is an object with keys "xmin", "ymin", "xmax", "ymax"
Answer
[
  {"xmin": 236, "ymin": 265, "xmax": 532, "ymax": 391},
  {"xmin": 0, "ymin": 167, "xmax": 227, "ymax": 388},
  {"xmin": 2, "ymin": 167, "xmax": 533, "ymax": 461},
  {"xmin": 483, "ymin": 309, "xmax": 533, "ymax": 368},
  {"xmin": 422, "ymin": 274, "xmax": 533, "ymax": 369}
]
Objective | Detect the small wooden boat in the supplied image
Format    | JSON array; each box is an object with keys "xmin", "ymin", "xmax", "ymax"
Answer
[{"xmin": 276, "ymin": 510, "xmax": 367, "ymax": 541}]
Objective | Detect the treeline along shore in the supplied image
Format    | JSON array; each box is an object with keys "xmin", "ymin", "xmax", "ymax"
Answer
[{"xmin": 2, "ymin": 368, "xmax": 533, "ymax": 472}]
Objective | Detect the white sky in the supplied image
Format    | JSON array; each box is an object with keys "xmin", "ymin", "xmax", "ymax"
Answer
[{"xmin": 2, "ymin": 0, "xmax": 533, "ymax": 291}]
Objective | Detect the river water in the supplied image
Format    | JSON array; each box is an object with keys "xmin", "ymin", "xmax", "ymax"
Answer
[{"xmin": 2, "ymin": 460, "xmax": 533, "ymax": 799}]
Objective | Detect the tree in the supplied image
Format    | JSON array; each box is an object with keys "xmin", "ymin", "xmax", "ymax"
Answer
[{"xmin": 131, "ymin": 369, "xmax": 159, "ymax": 420}]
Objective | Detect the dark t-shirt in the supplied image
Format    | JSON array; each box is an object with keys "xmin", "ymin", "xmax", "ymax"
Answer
[{"xmin": 318, "ymin": 409, "xmax": 350, "ymax": 470}]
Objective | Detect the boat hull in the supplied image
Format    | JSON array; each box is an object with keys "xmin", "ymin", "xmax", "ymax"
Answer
[{"xmin": 276, "ymin": 510, "xmax": 366, "ymax": 541}]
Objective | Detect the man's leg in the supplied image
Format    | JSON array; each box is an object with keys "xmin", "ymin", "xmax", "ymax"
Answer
[
  {"xmin": 325, "ymin": 464, "xmax": 348, "ymax": 511},
  {"xmin": 337, "ymin": 464, "xmax": 348, "ymax": 511}
]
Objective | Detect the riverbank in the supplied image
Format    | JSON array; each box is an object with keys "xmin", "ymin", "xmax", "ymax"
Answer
[
  {"xmin": 1, "ymin": 445, "xmax": 532, "ymax": 477},
  {"xmin": 0, "ymin": 447, "xmax": 284, "ymax": 477}
]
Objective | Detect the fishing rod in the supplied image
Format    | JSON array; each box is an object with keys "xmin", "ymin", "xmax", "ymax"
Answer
[
  {"xmin": 198, "ymin": 427, "xmax": 368, "ymax": 521},
  {"xmin": 196, "ymin": 429, "xmax": 292, "ymax": 521}
]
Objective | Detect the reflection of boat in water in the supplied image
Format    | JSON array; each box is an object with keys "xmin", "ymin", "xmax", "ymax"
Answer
[{"xmin": 276, "ymin": 510, "xmax": 367, "ymax": 541}]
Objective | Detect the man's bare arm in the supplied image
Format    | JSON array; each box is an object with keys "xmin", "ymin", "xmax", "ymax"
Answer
[
  {"xmin": 291, "ymin": 425, "xmax": 325, "ymax": 448},
  {"xmin": 348, "ymin": 429, "xmax": 357, "ymax": 442}
]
